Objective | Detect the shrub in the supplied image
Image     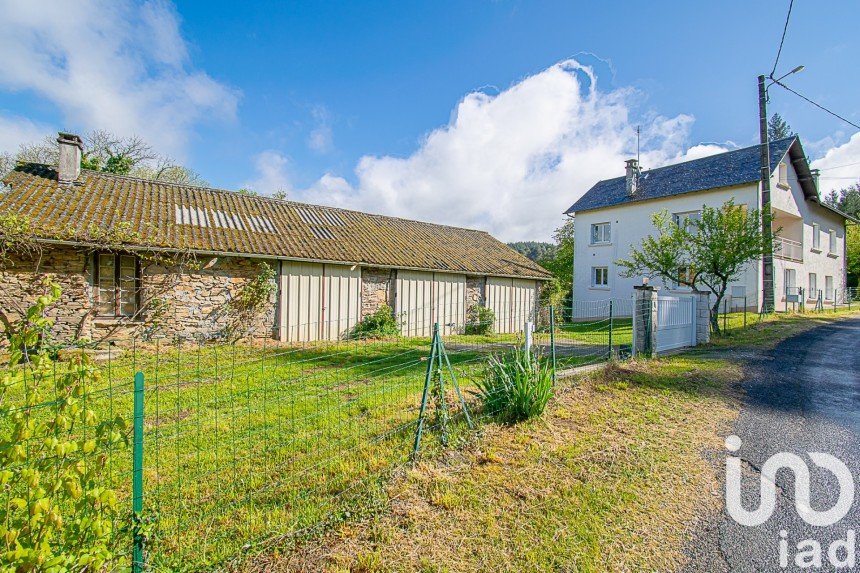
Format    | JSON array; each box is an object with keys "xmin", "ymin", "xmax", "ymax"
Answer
[
  {"xmin": 0, "ymin": 282, "xmax": 126, "ymax": 571},
  {"xmin": 465, "ymin": 306, "xmax": 495, "ymax": 335},
  {"xmin": 352, "ymin": 304, "xmax": 400, "ymax": 339},
  {"xmin": 475, "ymin": 348, "xmax": 553, "ymax": 424}
]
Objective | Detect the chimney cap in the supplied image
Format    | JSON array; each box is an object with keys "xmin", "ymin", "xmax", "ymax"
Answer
[
  {"xmin": 625, "ymin": 158, "xmax": 639, "ymax": 166},
  {"xmin": 57, "ymin": 132, "xmax": 83, "ymax": 149}
]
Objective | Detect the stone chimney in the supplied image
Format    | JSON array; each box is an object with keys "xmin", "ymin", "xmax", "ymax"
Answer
[
  {"xmin": 810, "ymin": 168, "xmax": 821, "ymax": 193},
  {"xmin": 56, "ymin": 132, "xmax": 83, "ymax": 185},
  {"xmin": 625, "ymin": 159, "xmax": 640, "ymax": 195}
]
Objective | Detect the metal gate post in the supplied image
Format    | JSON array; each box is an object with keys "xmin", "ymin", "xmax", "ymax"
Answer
[
  {"xmin": 608, "ymin": 300, "xmax": 613, "ymax": 358},
  {"xmin": 132, "ymin": 372, "xmax": 145, "ymax": 573},
  {"xmin": 412, "ymin": 324, "xmax": 439, "ymax": 460}
]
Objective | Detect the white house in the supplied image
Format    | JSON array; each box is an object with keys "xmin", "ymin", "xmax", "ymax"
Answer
[{"xmin": 564, "ymin": 137, "xmax": 856, "ymax": 314}]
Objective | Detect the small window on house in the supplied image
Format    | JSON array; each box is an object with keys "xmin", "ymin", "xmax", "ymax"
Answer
[
  {"xmin": 808, "ymin": 273, "xmax": 817, "ymax": 298},
  {"xmin": 825, "ymin": 276, "xmax": 834, "ymax": 301},
  {"xmin": 590, "ymin": 222, "xmax": 611, "ymax": 245},
  {"xmin": 829, "ymin": 229, "xmax": 837, "ymax": 255},
  {"xmin": 778, "ymin": 162, "xmax": 788, "ymax": 186},
  {"xmin": 96, "ymin": 253, "xmax": 140, "ymax": 318},
  {"xmin": 812, "ymin": 223, "xmax": 821, "ymax": 250},
  {"xmin": 672, "ymin": 210, "xmax": 702, "ymax": 231},
  {"xmin": 592, "ymin": 266, "xmax": 609, "ymax": 287}
]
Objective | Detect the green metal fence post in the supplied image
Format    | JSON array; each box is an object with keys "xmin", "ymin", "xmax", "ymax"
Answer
[
  {"xmin": 743, "ymin": 296, "xmax": 747, "ymax": 329},
  {"xmin": 411, "ymin": 324, "xmax": 439, "ymax": 460},
  {"xmin": 132, "ymin": 372, "xmax": 145, "ymax": 573},
  {"xmin": 549, "ymin": 306, "xmax": 557, "ymax": 386}
]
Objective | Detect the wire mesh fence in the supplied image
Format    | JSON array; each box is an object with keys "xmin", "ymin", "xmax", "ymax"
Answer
[{"xmin": 1, "ymin": 298, "xmax": 638, "ymax": 571}]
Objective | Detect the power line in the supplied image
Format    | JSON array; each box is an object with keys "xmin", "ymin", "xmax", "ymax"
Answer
[
  {"xmin": 771, "ymin": 0, "xmax": 794, "ymax": 78},
  {"xmin": 771, "ymin": 80, "xmax": 860, "ymax": 131},
  {"xmin": 817, "ymin": 161, "xmax": 860, "ymax": 171}
]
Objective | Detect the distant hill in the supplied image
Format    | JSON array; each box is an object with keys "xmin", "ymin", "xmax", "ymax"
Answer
[{"xmin": 507, "ymin": 241, "xmax": 556, "ymax": 263}]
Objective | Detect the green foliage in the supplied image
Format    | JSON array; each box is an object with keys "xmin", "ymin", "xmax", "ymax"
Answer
[
  {"xmin": 507, "ymin": 241, "xmax": 556, "ymax": 263},
  {"xmin": 537, "ymin": 219, "xmax": 575, "ymax": 294},
  {"xmin": 767, "ymin": 112, "xmax": 794, "ymax": 141},
  {"xmin": 103, "ymin": 154, "xmax": 134, "ymax": 175},
  {"xmin": 847, "ymin": 225, "xmax": 860, "ymax": 287},
  {"xmin": 0, "ymin": 212, "xmax": 39, "ymax": 268},
  {"xmin": 224, "ymin": 262, "xmax": 277, "ymax": 340},
  {"xmin": 0, "ymin": 282, "xmax": 126, "ymax": 571},
  {"xmin": 476, "ymin": 348, "xmax": 553, "ymax": 424},
  {"xmin": 352, "ymin": 305, "xmax": 400, "ymax": 339},
  {"xmin": 465, "ymin": 306, "xmax": 495, "ymax": 335},
  {"xmin": 824, "ymin": 183, "xmax": 860, "ymax": 219},
  {"xmin": 237, "ymin": 188, "xmax": 260, "ymax": 196},
  {"xmin": 617, "ymin": 199, "xmax": 773, "ymax": 333}
]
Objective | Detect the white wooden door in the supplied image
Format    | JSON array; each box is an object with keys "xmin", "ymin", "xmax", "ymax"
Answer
[
  {"xmin": 396, "ymin": 270, "xmax": 434, "ymax": 337},
  {"xmin": 486, "ymin": 277, "xmax": 537, "ymax": 334},
  {"xmin": 433, "ymin": 273, "xmax": 466, "ymax": 336},
  {"xmin": 279, "ymin": 262, "xmax": 360, "ymax": 342},
  {"xmin": 279, "ymin": 261, "xmax": 323, "ymax": 342},
  {"xmin": 321, "ymin": 264, "xmax": 361, "ymax": 341}
]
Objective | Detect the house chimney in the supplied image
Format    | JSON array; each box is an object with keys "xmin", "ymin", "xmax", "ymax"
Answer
[
  {"xmin": 810, "ymin": 168, "xmax": 821, "ymax": 193},
  {"xmin": 56, "ymin": 132, "xmax": 83, "ymax": 184},
  {"xmin": 625, "ymin": 159, "xmax": 640, "ymax": 195}
]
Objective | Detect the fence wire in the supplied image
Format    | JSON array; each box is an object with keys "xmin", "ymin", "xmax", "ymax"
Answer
[{"xmin": 1, "ymin": 298, "xmax": 641, "ymax": 571}]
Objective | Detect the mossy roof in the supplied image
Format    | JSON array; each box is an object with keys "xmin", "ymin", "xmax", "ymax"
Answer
[{"xmin": 1, "ymin": 164, "xmax": 551, "ymax": 280}]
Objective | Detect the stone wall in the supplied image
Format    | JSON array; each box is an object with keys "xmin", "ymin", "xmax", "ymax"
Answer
[
  {"xmin": 0, "ymin": 246, "xmax": 92, "ymax": 342},
  {"xmin": 0, "ymin": 246, "xmax": 277, "ymax": 345},
  {"xmin": 360, "ymin": 267, "xmax": 395, "ymax": 318}
]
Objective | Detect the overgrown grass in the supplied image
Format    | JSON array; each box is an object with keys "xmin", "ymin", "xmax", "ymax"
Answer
[{"xmin": 255, "ymin": 354, "xmax": 742, "ymax": 572}]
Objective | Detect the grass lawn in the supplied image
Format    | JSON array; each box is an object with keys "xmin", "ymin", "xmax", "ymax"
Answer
[
  {"xmin": 3, "ymin": 325, "xmax": 610, "ymax": 572},
  {"xmin": 250, "ymin": 355, "xmax": 743, "ymax": 573},
  {"xmin": 709, "ymin": 307, "xmax": 860, "ymax": 349}
]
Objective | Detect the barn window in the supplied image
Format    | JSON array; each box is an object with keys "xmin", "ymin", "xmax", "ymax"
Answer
[{"xmin": 95, "ymin": 253, "xmax": 141, "ymax": 317}]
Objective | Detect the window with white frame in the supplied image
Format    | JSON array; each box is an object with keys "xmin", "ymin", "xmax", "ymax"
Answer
[
  {"xmin": 829, "ymin": 229, "xmax": 837, "ymax": 255},
  {"xmin": 812, "ymin": 223, "xmax": 821, "ymax": 250},
  {"xmin": 825, "ymin": 276, "xmax": 834, "ymax": 300},
  {"xmin": 590, "ymin": 222, "xmax": 611, "ymax": 245},
  {"xmin": 778, "ymin": 162, "xmax": 788, "ymax": 186},
  {"xmin": 808, "ymin": 273, "xmax": 817, "ymax": 298},
  {"xmin": 672, "ymin": 210, "xmax": 702, "ymax": 231},
  {"xmin": 591, "ymin": 266, "xmax": 609, "ymax": 287}
]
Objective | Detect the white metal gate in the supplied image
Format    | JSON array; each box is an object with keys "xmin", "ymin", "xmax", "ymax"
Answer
[{"xmin": 655, "ymin": 295, "xmax": 696, "ymax": 353}]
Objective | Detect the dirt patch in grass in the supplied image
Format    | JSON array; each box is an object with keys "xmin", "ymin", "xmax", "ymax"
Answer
[{"xmin": 247, "ymin": 355, "xmax": 743, "ymax": 573}]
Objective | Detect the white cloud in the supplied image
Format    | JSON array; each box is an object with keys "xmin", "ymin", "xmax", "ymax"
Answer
[
  {"xmin": 244, "ymin": 150, "xmax": 292, "ymax": 195},
  {"xmin": 810, "ymin": 132, "xmax": 860, "ymax": 196},
  {"xmin": 298, "ymin": 59, "xmax": 725, "ymax": 241},
  {"xmin": 307, "ymin": 106, "xmax": 333, "ymax": 154},
  {"xmin": 0, "ymin": 0, "xmax": 239, "ymax": 157},
  {"xmin": 0, "ymin": 113, "xmax": 51, "ymax": 154}
]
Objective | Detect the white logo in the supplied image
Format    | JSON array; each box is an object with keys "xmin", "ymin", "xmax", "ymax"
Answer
[{"xmin": 725, "ymin": 434, "xmax": 854, "ymax": 528}]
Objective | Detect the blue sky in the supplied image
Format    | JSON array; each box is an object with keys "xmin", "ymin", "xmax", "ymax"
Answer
[{"xmin": 0, "ymin": 0, "xmax": 858, "ymax": 240}]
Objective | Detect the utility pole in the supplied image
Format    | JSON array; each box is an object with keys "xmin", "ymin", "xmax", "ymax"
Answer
[{"xmin": 758, "ymin": 75, "xmax": 775, "ymax": 313}]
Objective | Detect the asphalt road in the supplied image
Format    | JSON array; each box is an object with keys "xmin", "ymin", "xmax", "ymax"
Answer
[{"xmin": 684, "ymin": 317, "xmax": 860, "ymax": 572}]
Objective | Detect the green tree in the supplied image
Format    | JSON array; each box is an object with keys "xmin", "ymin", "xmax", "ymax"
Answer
[
  {"xmin": 507, "ymin": 241, "xmax": 556, "ymax": 262},
  {"xmin": 768, "ymin": 113, "xmax": 795, "ymax": 140},
  {"xmin": 617, "ymin": 200, "xmax": 773, "ymax": 333},
  {"xmin": 824, "ymin": 183, "xmax": 860, "ymax": 287}
]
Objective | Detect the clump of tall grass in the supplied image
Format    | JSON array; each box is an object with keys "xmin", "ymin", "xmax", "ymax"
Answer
[{"xmin": 476, "ymin": 347, "xmax": 553, "ymax": 424}]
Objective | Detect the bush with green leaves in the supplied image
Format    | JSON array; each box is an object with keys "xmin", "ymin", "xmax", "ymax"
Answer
[
  {"xmin": 464, "ymin": 305, "xmax": 495, "ymax": 335},
  {"xmin": 0, "ymin": 282, "xmax": 127, "ymax": 572},
  {"xmin": 351, "ymin": 304, "xmax": 400, "ymax": 339},
  {"xmin": 476, "ymin": 348, "xmax": 553, "ymax": 424}
]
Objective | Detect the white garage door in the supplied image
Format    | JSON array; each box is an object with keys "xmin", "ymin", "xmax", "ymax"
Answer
[
  {"xmin": 279, "ymin": 261, "xmax": 360, "ymax": 342},
  {"xmin": 486, "ymin": 277, "xmax": 538, "ymax": 334},
  {"xmin": 396, "ymin": 271, "xmax": 466, "ymax": 337}
]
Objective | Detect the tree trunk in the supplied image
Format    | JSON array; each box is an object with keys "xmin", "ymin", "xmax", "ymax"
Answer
[{"xmin": 710, "ymin": 294, "xmax": 723, "ymax": 335}]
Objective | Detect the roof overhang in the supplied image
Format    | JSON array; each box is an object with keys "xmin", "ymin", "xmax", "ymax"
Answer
[{"xmin": 783, "ymin": 139, "xmax": 860, "ymax": 224}]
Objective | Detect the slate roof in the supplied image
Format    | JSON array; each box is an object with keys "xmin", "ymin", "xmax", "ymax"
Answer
[
  {"xmin": 0, "ymin": 164, "xmax": 551, "ymax": 280},
  {"xmin": 565, "ymin": 137, "xmax": 797, "ymax": 214}
]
